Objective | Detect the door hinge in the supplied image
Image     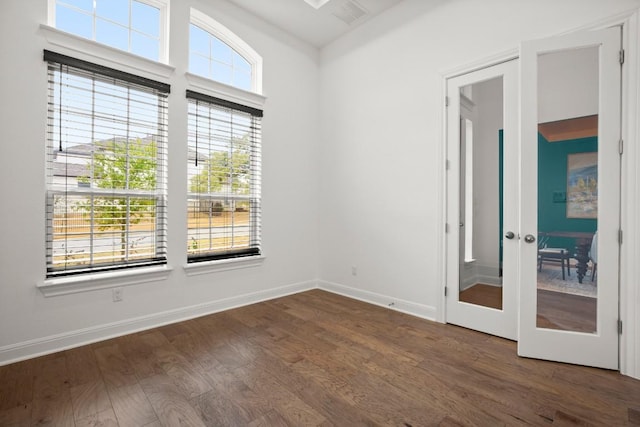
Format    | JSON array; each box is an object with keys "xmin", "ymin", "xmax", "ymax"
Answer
[
  {"xmin": 444, "ymin": 286, "xmax": 448, "ymax": 297},
  {"xmin": 445, "ymin": 96, "xmax": 449, "ymax": 107},
  {"xmin": 618, "ymin": 319, "xmax": 623, "ymax": 334},
  {"xmin": 619, "ymin": 139, "xmax": 624, "ymax": 155},
  {"xmin": 619, "ymin": 229, "xmax": 623, "ymax": 245},
  {"xmin": 445, "ymin": 223, "xmax": 450, "ymax": 233},
  {"xmin": 620, "ymin": 49, "xmax": 625, "ymax": 65},
  {"xmin": 446, "ymin": 159, "xmax": 450, "ymax": 170}
]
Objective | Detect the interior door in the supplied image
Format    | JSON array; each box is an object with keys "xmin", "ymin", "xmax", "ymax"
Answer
[
  {"xmin": 445, "ymin": 60, "xmax": 518, "ymax": 340},
  {"xmin": 518, "ymin": 27, "xmax": 621, "ymax": 369}
]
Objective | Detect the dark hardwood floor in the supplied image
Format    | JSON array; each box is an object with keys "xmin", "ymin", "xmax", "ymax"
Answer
[
  {"xmin": 459, "ymin": 283, "xmax": 503, "ymax": 310},
  {"xmin": 459, "ymin": 283, "xmax": 597, "ymax": 333},
  {"xmin": 1, "ymin": 289, "xmax": 639, "ymax": 426}
]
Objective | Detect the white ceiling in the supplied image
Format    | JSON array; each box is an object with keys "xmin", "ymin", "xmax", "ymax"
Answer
[{"xmin": 225, "ymin": 0, "xmax": 405, "ymax": 48}]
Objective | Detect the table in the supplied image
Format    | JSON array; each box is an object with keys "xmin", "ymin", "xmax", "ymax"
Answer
[{"xmin": 539, "ymin": 231, "xmax": 595, "ymax": 283}]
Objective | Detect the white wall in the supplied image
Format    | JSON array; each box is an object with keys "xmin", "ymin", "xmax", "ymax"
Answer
[
  {"xmin": 472, "ymin": 77, "xmax": 503, "ymax": 278},
  {"xmin": 539, "ymin": 47, "xmax": 599, "ymax": 123},
  {"xmin": 0, "ymin": 0, "xmax": 320, "ymax": 363},
  {"xmin": 317, "ymin": 0, "xmax": 640, "ymax": 376}
]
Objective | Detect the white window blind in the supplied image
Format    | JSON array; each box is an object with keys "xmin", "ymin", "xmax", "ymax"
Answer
[
  {"xmin": 186, "ymin": 90, "xmax": 262, "ymax": 262},
  {"xmin": 45, "ymin": 50, "xmax": 169, "ymax": 277}
]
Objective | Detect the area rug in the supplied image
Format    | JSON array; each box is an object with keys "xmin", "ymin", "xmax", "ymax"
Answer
[{"xmin": 537, "ymin": 264, "xmax": 597, "ymax": 298}]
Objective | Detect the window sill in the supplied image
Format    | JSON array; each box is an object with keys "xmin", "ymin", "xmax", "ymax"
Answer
[
  {"xmin": 183, "ymin": 255, "xmax": 265, "ymax": 276},
  {"xmin": 40, "ymin": 24, "xmax": 175, "ymax": 80},
  {"xmin": 185, "ymin": 72, "xmax": 266, "ymax": 110},
  {"xmin": 38, "ymin": 265, "xmax": 173, "ymax": 297}
]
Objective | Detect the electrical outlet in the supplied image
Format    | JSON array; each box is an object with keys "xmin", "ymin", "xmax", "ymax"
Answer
[
  {"xmin": 112, "ymin": 288, "xmax": 123, "ymax": 302},
  {"xmin": 351, "ymin": 266, "xmax": 357, "ymax": 276}
]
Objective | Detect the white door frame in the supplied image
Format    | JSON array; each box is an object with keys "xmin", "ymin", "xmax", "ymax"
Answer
[
  {"xmin": 444, "ymin": 59, "xmax": 519, "ymax": 341},
  {"xmin": 438, "ymin": 10, "xmax": 640, "ymax": 379}
]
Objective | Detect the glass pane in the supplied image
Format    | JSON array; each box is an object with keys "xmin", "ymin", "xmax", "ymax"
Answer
[
  {"xmin": 536, "ymin": 46, "xmax": 599, "ymax": 333},
  {"xmin": 190, "ymin": 53, "xmax": 210, "ymax": 78},
  {"xmin": 187, "ymin": 199, "xmax": 253, "ymax": 255},
  {"xmin": 96, "ymin": 18, "xmax": 129, "ymax": 52},
  {"xmin": 131, "ymin": 32, "xmax": 159, "ymax": 61},
  {"xmin": 132, "ymin": 1, "xmax": 160, "ymax": 37},
  {"xmin": 58, "ymin": 0, "xmax": 93, "ymax": 12},
  {"xmin": 212, "ymin": 37, "xmax": 233, "ymax": 65},
  {"xmin": 233, "ymin": 71, "xmax": 252, "ymax": 92},
  {"xmin": 233, "ymin": 51, "xmax": 251, "ymax": 73},
  {"xmin": 458, "ymin": 76, "xmax": 504, "ymax": 310},
  {"xmin": 190, "ymin": 24, "xmax": 210, "ymax": 56},
  {"xmin": 56, "ymin": 5, "xmax": 93, "ymax": 39},
  {"xmin": 212, "ymin": 62, "xmax": 233, "ymax": 86},
  {"xmin": 96, "ymin": 0, "xmax": 129, "ymax": 26}
]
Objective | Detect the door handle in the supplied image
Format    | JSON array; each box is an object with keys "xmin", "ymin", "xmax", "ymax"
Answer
[
  {"xmin": 505, "ymin": 231, "xmax": 515, "ymax": 239},
  {"xmin": 524, "ymin": 234, "xmax": 536, "ymax": 243}
]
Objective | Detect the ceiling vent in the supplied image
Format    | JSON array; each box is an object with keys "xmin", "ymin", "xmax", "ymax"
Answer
[{"xmin": 330, "ymin": 0, "xmax": 368, "ymax": 25}]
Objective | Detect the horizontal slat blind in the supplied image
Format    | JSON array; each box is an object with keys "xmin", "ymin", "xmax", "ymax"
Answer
[
  {"xmin": 186, "ymin": 90, "xmax": 262, "ymax": 262},
  {"xmin": 46, "ymin": 52, "xmax": 169, "ymax": 277}
]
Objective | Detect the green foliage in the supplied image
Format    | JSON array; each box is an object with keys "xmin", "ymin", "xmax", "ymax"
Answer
[
  {"xmin": 190, "ymin": 135, "xmax": 251, "ymax": 195},
  {"xmin": 76, "ymin": 138, "xmax": 158, "ymax": 259}
]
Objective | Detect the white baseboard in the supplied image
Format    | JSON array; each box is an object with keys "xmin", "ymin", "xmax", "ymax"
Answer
[
  {"xmin": 0, "ymin": 280, "xmax": 315, "ymax": 366},
  {"xmin": 317, "ymin": 280, "xmax": 437, "ymax": 321}
]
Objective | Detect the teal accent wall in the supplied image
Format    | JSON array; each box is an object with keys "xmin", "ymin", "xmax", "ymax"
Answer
[{"xmin": 538, "ymin": 133, "xmax": 597, "ymax": 250}]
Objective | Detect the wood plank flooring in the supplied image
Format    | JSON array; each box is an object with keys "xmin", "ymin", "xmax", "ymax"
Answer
[
  {"xmin": 459, "ymin": 284, "xmax": 503, "ymax": 310},
  {"xmin": 459, "ymin": 283, "xmax": 597, "ymax": 333},
  {"xmin": 1, "ymin": 289, "xmax": 639, "ymax": 426}
]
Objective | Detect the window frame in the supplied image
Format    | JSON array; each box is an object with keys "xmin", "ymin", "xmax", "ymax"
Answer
[
  {"xmin": 190, "ymin": 8, "xmax": 263, "ymax": 94},
  {"xmin": 41, "ymin": 50, "xmax": 171, "ymax": 293},
  {"xmin": 185, "ymin": 89, "xmax": 263, "ymax": 268},
  {"xmin": 48, "ymin": 0, "xmax": 169, "ymax": 63}
]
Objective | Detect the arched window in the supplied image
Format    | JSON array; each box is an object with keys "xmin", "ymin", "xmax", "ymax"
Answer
[{"xmin": 189, "ymin": 9, "xmax": 262, "ymax": 93}]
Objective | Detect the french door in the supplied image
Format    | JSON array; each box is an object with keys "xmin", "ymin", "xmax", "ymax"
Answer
[
  {"xmin": 445, "ymin": 59, "xmax": 519, "ymax": 341},
  {"xmin": 446, "ymin": 27, "xmax": 621, "ymax": 369},
  {"xmin": 518, "ymin": 27, "xmax": 621, "ymax": 369}
]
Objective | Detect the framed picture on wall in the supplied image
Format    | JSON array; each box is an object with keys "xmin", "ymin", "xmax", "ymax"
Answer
[{"xmin": 566, "ymin": 152, "xmax": 597, "ymax": 219}]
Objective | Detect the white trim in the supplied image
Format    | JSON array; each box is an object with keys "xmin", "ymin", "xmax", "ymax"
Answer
[
  {"xmin": 39, "ymin": 24, "xmax": 175, "ymax": 80},
  {"xmin": 2, "ymin": 280, "xmax": 316, "ymax": 366},
  {"xmin": 441, "ymin": 48, "xmax": 519, "ymax": 80},
  {"xmin": 621, "ymin": 11, "xmax": 640, "ymax": 380},
  {"xmin": 317, "ymin": 280, "xmax": 437, "ymax": 321},
  {"xmin": 185, "ymin": 72, "xmax": 266, "ymax": 110},
  {"xmin": 190, "ymin": 8, "xmax": 263, "ymax": 94},
  {"xmin": 38, "ymin": 265, "xmax": 173, "ymax": 297},
  {"xmin": 183, "ymin": 255, "xmax": 265, "ymax": 276}
]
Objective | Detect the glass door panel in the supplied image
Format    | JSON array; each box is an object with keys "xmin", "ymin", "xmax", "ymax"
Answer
[
  {"xmin": 535, "ymin": 47, "xmax": 599, "ymax": 333},
  {"xmin": 458, "ymin": 78, "xmax": 504, "ymax": 311}
]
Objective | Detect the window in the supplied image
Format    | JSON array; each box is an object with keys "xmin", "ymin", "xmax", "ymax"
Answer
[
  {"xmin": 45, "ymin": 50, "xmax": 169, "ymax": 277},
  {"xmin": 53, "ymin": 0, "xmax": 164, "ymax": 61},
  {"xmin": 189, "ymin": 9, "xmax": 262, "ymax": 93},
  {"xmin": 186, "ymin": 90, "xmax": 262, "ymax": 262}
]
